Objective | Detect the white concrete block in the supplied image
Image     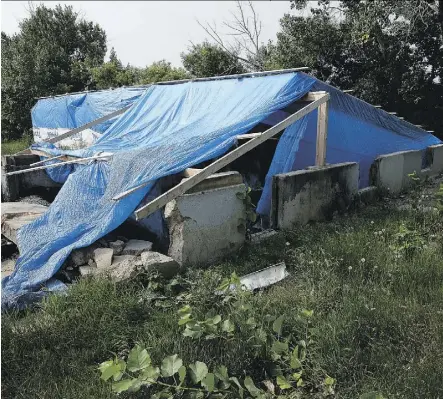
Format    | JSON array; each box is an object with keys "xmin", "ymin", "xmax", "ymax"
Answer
[
  {"xmin": 109, "ymin": 240, "xmax": 125, "ymax": 255},
  {"xmin": 371, "ymin": 150, "xmax": 422, "ymax": 194},
  {"xmin": 140, "ymin": 251, "xmax": 179, "ymax": 277},
  {"xmin": 165, "ymin": 183, "xmax": 246, "ymax": 267},
  {"xmin": 122, "ymin": 239, "xmax": 153, "ymax": 256},
  {"xmin": 93, "ymin": 247, "xmax": 114, "ymax": 269}
]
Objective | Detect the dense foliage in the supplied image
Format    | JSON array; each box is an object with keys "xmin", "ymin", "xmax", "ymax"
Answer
[
  {"xmin": 2, "ymin": 1, "xmax": 442, "ymax": 140},
  {"xmin": 1, "ymin": 5, "xmax": 106, "ymax": 140}
]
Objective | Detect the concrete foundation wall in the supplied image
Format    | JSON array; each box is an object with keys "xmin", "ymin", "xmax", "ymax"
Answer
[
  {"xmin": 426, "ymin": 144, "xmax": 443, "ymax": 176},
  {"xmin": 271, "ymin": 162, "xmax": 359, "ymax": 229},
  {"xmin": 1, "ymin": 155, "xmax": 61, "ymax": 201},
  {"xmin": 165, "ymin": 181, "xmax": 246, "ymax": 267},
  {"xmin": 370, "ymin": 150, "xmax": 422, "ymax": 195}
]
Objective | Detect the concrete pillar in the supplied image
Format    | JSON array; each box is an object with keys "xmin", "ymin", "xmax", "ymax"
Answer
[{"xmin": 164, "ymin": 172, "xmax": 246, "ymax": 267}]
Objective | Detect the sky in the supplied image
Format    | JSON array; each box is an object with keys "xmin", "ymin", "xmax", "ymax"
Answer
[{"xmin": 1, "ymin": 1, "xmax": 300, "ymax": 68}]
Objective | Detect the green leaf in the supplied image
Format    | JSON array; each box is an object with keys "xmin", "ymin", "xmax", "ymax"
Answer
[
  {"xmin": 214, "ymin": 365, "xmax": 229, "ymax": 387},
  {"xmin": 276, "ymin": 375, "xmax": 292, "ymax": 390},
  {"xmin": 236, "ymin": 191, "xmax": 247, "ymax": 200},
  {"xmin": 229, "ymin": 377, "xmax": 244, "ymax": 398},
  {"xmin": 178, "ymin": 313, "xmax": 192, "ymax": 325},
  {"xmin": 141, "ymin": 365, "xmax": 160, "ymax": 383},
  {"xmin": 290, "ymin": 346, "xmax": 302, "ymax": 369},
  {"xmin": 301, "ymin": 309, "xmax": 314, "ymax": 318},
  {"xmin": 178, "ymin": 365, "xmax": 186, "ymax": 383},
  {"xmin": 206, "ymin": 314, "xmax": 222, "ymax": 325},
  {"xmin": 272, "ymin": 315, "xmax": 284, "ymax": 336},
  {"xmin": 99, "ymin": 359, "xmax": 126, "ymax": 382},
  {"xmin": 183, "ymin": 324, "xmax": 203, "ymax": 339},
  {"xmin": 244, "ymin": 376, "xmax": 262, "ymax": 397},
  {"xmin": 246, "ymin": 317, "xmax": 257, "ymax": 328},
  {"xmin": 292, "ymin": 372, "xmax": 302, "ymax": 381},
  {"xmin": 222, "ymin": 319, "xmax": 235, "ymax": 333},
  {"xmin": 324, "ymin": 376, "xmax": 335, "ymax": 386},
  {"xmin": 161, "ymin": 354, "xmax": 183, "ymax": 377},
  {"xmin": 201, "ymin": 372, "xmax": 215, "ymax": 392},
  {"xmin": 112, "ymin": 378, "xmax": 136, "ymax": 393},
  {"xmin": 189, "ymin": 361, "xmax": 208, "ymax": 383},
  {"xmin": 271, "ymin": 340, "xmax": 289, "ymax": 355},
  {"xmin": 127, "ymin": 345, "xmax": 151, "ymax": 372},
  {"xmin": 178, "ymin": 305, "xmax": 191, "ymax": 316},
  {"xmin": 297, "ymin": 377, "xmax": 304, "ymax": 387}
]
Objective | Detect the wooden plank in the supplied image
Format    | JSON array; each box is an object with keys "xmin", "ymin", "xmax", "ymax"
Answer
[
  {"xmin": 315, "ymin": 100, "xmax": 329, "ymax": 167},
  {"xmin": 131, "ymin": 93, "xmax": 330, "ymax": 220},
  {"xmin": 46, "ymin": 105, "xmax": 131, "ymax": 144},
  {"xmin": 300, "ymin": 91, "xmax": 328, "ymax": 101},
  {"xmin": 236, "ymin": 133, "xmax": 262, "ymax": 139},
  {"xmin": 4, "ymin": 154, "xmax": 112, "ymax": 177},
  {"xmin": 30, "ymin": 154, "xmax": 65, "ymax": 167}
]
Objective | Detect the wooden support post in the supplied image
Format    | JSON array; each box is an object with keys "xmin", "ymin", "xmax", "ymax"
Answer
[
  {"xmin": 315, "ymin": 100, "xmax": 329, "ymax": 167},
  {"xmin": 127, "ymin": 93, "xmax": 330, "ymax": 220}
]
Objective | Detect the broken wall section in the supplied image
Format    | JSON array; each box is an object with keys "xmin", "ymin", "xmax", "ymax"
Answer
[{"xmin": 165, "ymin": 172, "xmax": 246, "ymax": 267}]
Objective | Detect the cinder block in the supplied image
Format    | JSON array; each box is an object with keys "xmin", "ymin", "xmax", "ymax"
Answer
[
  {"xmin": 370, "ymin": 150, "xmax": 422, "ymax": 194},
  {"xmin": 271, "ymin": 162, "xmax": 359, "ymax": 229},
  {"xmin": 165, "ymin": 183, "xmax": 246, "ymax": 267}
]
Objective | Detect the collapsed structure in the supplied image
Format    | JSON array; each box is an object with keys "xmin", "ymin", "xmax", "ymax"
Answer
[{"xmin": 2, "ymin": 69, "xmax": 441, "ymax": 308}]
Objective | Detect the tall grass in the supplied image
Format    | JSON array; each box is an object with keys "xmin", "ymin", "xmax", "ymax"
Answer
[
  {"xmin": 1, "ymin": 136, "xmax": 33, "ymax": 155},
  {"xmin": 2, "ymin": 204, "xmax": 443, "ymax": 398}
]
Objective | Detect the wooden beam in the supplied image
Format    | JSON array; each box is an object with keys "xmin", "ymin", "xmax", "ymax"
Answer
[
  {"xmin": 236, "ymin": 133, "xmax": 263, "ymax": 140},
  {"xmin": 130, "ymin": 93, "xmax": 330, "ymax": 220},
  {"xmin": 300, "ymin": 91, "xmax": 328, "ymax": 102},
  {"xmin": 29, "ymin": 154, "xmax": 65, "ymax": 167},
  {"xmin": 315, "ymin": 100, "xmax": 329, "ymax": 166},
  {"xmin": 342, "ymin": 89, "xmax": 354, "ymax": 93},
  {"xmin": 46, "ymin": 105, "xmax": 131, "ymax": 144},
  {"xmin": 4, "ymin": 154, "xmax": 111, "ymax": 177}
]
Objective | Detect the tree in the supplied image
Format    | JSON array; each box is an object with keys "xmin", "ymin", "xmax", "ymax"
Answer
[
  {"xmin": 277, "ymin": 0, "xmax": 443, "ymax": 135},
  {"xmin": 138, "ymin": 60, "xmax": 189, "ymax": 84},
  {"xmin": 181, "ymin": 41, "xmax": 245, "ymax": 77},
  {"xmin": 198, "ymin": 1, "xmax": 268, "ymax": 71},
  {"xmin": 1, "ymin": 4, "xmax": 106, "ymax": 140}
]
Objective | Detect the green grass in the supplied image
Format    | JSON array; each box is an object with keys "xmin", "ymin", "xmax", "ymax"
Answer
[
  {"xmin": 2, "ymin": 201, "xmax": 443, "ymax": 398},
  {"xmin": 1, "ymin": 136, "xmax": 33, "ymax": 155}
]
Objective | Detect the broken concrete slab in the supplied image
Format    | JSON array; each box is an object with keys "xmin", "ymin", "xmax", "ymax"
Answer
[
  {"xmin": 109, "ymin": 240, "xmax": 125, "ymax": 255},
  {"xmin": 1, "ymin": 259, "xmax": 16, "ymax": 279},
  {"xmin": 108, "ymin": 257, "xmax": 140, "ymax": 281},
  {"xmin": 240, "ymin": 262, "xmax": 288, "ymax": 291},
  {"xmin": 1, "ymin": 202, "xmax": 48, "ymax": 244},
  {"xmin": 250, "ymin": 229, "xmax": 278, "ymax": 244},
  {"xmin": 79, "ymin": 266, "xmax": 96, "ymax": 276},
  {"xmin": 165, "ymin": 183, "xmax": 246, "ymax": 267},
  {"xmin": 140, "ymin": 251, "xmax": 180, "ymax": 278},
  {"xmin": 111, "ymin": 255, "xmax": 136, "ymax": 266},
  {"xmin": 122, "ymin": 239, "xmax": 153, "ymax": 256},
  {"xmin": 93, "ymin": 247, "xmax": 114, "ymax": 269}
]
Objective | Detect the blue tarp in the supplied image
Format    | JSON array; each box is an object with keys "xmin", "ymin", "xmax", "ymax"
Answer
[
  {"xmin": 3, "ymin": 72, "xmax": 441, "ymax": 308},
  {"xmin": 2, "ymin": 73, "xmax": 316, "ymax": 308},
  {"xmin": 32, "ymin": 87, "xmax": 147, "ymax": 134}
]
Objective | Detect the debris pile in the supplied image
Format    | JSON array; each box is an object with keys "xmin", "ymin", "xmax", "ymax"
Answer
[{"xmin": 60, "ymin": 236, "xmax": 180, "ymax": 283}]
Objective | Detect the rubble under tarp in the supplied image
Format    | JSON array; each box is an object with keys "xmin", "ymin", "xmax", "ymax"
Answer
[{"xmin": 2, "ymin": 71, "xmax": 441, "ymax": 309}]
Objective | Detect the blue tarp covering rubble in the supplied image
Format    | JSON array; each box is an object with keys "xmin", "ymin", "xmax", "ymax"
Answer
[{"xmin": 2, "ymin": 72, "xmax": 441, "ymax": 309}]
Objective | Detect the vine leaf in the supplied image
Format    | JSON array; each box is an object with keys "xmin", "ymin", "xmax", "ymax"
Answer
[
  {"xmin": 161, "ymin": 354, "xmax": 183, "ymax": 377},
  {"xmin": 276, "ymin": 375, "xmax": 292, "ymax": 390},
  {"xmin": 272, "ymin": 315, "xmax": 284, "ymax": 336},
  {"xmin": 112, "ymin": 378, "xmax": 136, "ymax": 393},
  {"xmin": 127, "ymin": 345, "xmax": 151, "ymax": 372},
  {"xmin": 244, "ymin": 376, "xmax": 262, "ymax": 397},
  {"xmin": 178, "ymin": 365, "xmax": 187, "ymax": 383},
  {"xmin": 189, "ymin": 361, "xmax": 208, "ymax": 383},
  {"xmin": 202, "ymin": 372, "xmax": 215, "ymax": 392}
]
